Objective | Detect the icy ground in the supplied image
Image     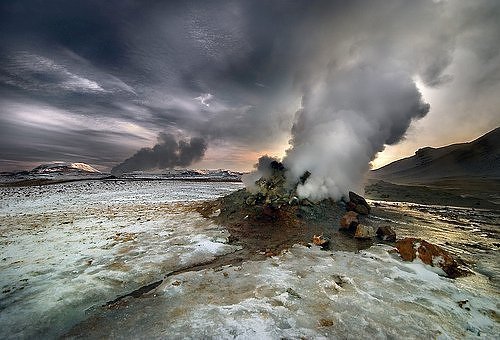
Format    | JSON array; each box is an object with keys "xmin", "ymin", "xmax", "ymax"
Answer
[
  {"xmin": 0, "ymin": 180, "xmax": 242, "ymax": 338},
  {"xmin": 0, "ymin": 180, "xmax": 499, "ymax": 339},
  {"xmin": 68, "ymin": 245, "xmax": 499, "ymax": 339}
]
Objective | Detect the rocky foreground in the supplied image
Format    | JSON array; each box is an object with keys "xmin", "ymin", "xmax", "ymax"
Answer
[{"xmin": 196, "ymin": 161, "xmax": 470, "ymax": 278}]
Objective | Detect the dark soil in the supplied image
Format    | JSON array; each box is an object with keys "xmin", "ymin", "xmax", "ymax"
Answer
[
  {"xmin": 194, "ymin": 189, "xmax": 374, "ymax": 259},
  {"xmin": 365, "ymin": 179, "xmax": 500, "ymax": 210}
]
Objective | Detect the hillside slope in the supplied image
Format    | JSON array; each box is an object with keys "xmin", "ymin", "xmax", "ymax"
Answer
[{"xmin": 371, "ymin": 127, "xmax": 500, "ymax": 183}]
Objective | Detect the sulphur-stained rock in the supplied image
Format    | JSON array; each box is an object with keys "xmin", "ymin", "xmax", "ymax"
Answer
[
  {"xmin": 376, "ymin": 226, "xmax": 396, "ymax": 242},
  {"xmin": 348, "ymin": 191, "xmax": 371, "ymax": 215},
  {"xmin": 354, "ymin": 224, "xmax": 375, "ymax": 239},
  {"xmin": 395, "ymin": 238, "xmax": 467, "ymax": 278},
  {"xmin": 340, "ymin": 211, "xmax": 359, "ymax": 229}
]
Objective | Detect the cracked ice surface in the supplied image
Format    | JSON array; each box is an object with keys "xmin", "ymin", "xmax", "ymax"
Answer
[
  {"xmin": 0, "ymin": 180, "xmax": 243, "ymax": 339},
  {"xmin": 72, "ymin": 245, "xmax": 499, "ymax": 339}
]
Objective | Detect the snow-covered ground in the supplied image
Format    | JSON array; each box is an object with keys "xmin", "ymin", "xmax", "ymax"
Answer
[
  {"xmin": 70, "ymin": 245, "xmax": 499, "ymax": 339},
  {"xmin": 0, "ymin": 180, "xmax": 498, "ymax": 339},
  {"xmin": 0, "ymin": 180, "xmax": 243, "ymax": 339}
]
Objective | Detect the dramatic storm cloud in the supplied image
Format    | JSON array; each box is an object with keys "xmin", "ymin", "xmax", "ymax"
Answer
[
  {"xmin": 111, "ymin": 133, "xmax": 207, "ymax": 175},
  {"xmin": 0, "ymin": 0, "xmax": 499, "ymax": 174}
]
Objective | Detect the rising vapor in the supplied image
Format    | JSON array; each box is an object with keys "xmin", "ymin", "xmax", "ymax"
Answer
[
  {"xmin": 111, "ymin": 133, "xmax": 207, "ymax": 175},
  {"xmin": 256, "ymin": 1, "xmax": 457, "ymax": 201},
  {"xmin": 283, "ymin": 64, "xmax": 429, "ymax": 201}
]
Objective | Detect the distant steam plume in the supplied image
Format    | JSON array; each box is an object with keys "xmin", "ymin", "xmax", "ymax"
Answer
[{"xmin": 111, "ymin": 133, "xmax": 207, "ymax": 175}]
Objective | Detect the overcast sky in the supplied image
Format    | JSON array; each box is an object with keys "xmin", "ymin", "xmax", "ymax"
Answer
[{"xmin": 1, "ymin": 0, "xmax": 499, "ymax": 172}]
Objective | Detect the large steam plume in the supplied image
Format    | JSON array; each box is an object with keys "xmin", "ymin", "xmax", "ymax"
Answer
[
  {"xmin": 283, "ymin": 63, "xmax": 430, "ymax": 201},
  {"xmin": 252, "ymin": 2, "xmax": 461, "ymax": 202},
  {"xmin": 111, "ymin": 133, "xmax": 207, "ymax": 175}
]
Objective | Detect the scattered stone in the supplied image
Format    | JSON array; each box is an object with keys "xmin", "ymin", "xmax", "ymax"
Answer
[
  {"xmin": 245, "ymin": 196, "xmax": 256, "ymax": 206},
  {"xmin": 331, "ymin": 274, "xmax": 349, "ymax": 287},
  {"xmin": 286, "ymin": 287, "xmax": 301, "ymax": 299},
  {"xmin": 354, "ymin": 204, "xmax": 370, "ymax": 215},
  {"xmin": 457, "ymin": 300, "xmax": 471, "ymax": 311},
  {"xmin": 376, "ymin": 226, "xmax": 396, "ymax": 242},
  {"xmin": 312, "ymin": 234, "xmax": 324, "ymax": 245},
  {"xmin": 301, "ymin": 198, "xmax": 314, "ymax": 206},
  {"xmin": 113, "ymin": 232, "xmax": 136, "ymax": 242},
  {"xmin": 312, "ymin": 235, "xmax": 330, "ymax": 250},
  {"xmin": 346, "ymin": 201, "xmax": 357, "ymax": 212},
  {"xmin": 209, "ymin": 209, "xmax": 221, "ymax": 217},
  {"xmin": 318, "ymin": 319, "xmax": 334, "ymax": 327},
  {"xmin": 395, "ymin": 238, "xmax": 468, "ymax": 278},
  {"xmin": 264, "ymin": 248, "xmax": 278, "ymax": 257},
  {"xmin": 354, "ymin": 224, "xmax": 375, "ymax": 239},
  {"xmin": 171, "ymin": 280, "xmax": 181, "ymax": 286},
  {"xmin": 227, "ymin": 235, "xmax": 239, "ymax": 243},
  {"xmin": 340, "ymin": 211, "xmax": 359, "ymax": 229}
]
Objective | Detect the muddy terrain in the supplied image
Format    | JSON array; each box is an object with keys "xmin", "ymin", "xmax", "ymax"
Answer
[{"xmin": 195, "ymin": 188, "xmax": 376, "ymax": 258}]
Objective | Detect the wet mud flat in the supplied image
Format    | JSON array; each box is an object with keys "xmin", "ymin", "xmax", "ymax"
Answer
[{"xmin": 64, "ymin": 188, "xmax": 377, "ymax": 337}]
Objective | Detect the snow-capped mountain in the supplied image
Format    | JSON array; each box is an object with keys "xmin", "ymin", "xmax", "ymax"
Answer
[{"xmin": 31, "ymin": 162, "xmax": 101, "ymax": 174}]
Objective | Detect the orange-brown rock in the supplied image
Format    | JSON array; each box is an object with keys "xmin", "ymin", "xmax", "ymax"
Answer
[
  {"xmin": 340, "ymin": 211, "xmax": 359, "ymax": 229},
  {"xmin": 312, "ymin": 234, "xmax": 330, "ymax": 250},
  {"xmin": 395, "ymin": 238, "xmax": 467, "ymax": 278},
  {"xmin": 312, "ymin": 234, "xmax": 325, "ymax": 246},
  {"xmin": 354, "ymin": 224, "xmax": 375, "ymax": 239}
]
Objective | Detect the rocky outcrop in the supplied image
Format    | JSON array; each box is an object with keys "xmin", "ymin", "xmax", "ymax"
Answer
[
  {"xmin": 395, "ymin": 238, "xmax": 468, "ymax": 278},
  {"xmin": 347, "ymin": 191, "xmax": 371, "ymax": 215},
  {"xmin": 245, "ymin": 161, "xmax": 290, "ymax": 208},
  {"xmin": 376, "ymin": 226, "xmax": 396, "ymax": 242}
]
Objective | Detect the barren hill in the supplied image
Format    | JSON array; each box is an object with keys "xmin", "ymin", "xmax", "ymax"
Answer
[{"xmin": 371, "ymin": 127, "xmax": 500, "ymax": 183}]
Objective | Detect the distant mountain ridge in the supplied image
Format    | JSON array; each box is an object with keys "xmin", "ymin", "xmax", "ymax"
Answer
[
  {"xmin": 31, "ymin": 162, "xmax": 101, "ymax": 174},
  {"xmin": 371, "ymin": 127, "xmax": 500, "ymax": 183}
]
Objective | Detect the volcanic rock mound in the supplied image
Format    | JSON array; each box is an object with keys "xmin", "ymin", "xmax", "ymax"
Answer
[{"xmin": 196, "ymin": 161, "xmax": 375, "ymax": 258}]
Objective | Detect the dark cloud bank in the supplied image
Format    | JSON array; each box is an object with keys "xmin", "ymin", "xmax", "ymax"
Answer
[{"xmin": 0, "ymin": 1, "xmax": 499, "ymax": 197}]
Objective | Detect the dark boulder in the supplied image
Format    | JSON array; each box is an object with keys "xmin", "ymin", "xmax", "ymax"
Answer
[
  {"xmin": 376, "ymin": 226, "xmax": 396, "ymax": 242},
  {"xmin": 348, "ymin": 191, "xmax": 371, "ymax": 215}
]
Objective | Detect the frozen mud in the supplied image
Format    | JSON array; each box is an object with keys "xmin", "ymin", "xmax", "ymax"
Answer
[
  {"xmin": 67, "ymin": 245, "xmax": 499, "ymax": 339},
  {"xmin": 1, "ymin": 180, "xmax": 499, "ymax": 339},
  {"xmin": 0, "ymin": 180, "xmax": 243, "ymax": 338}
]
